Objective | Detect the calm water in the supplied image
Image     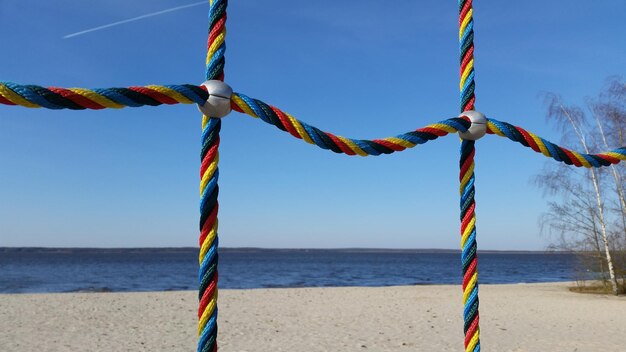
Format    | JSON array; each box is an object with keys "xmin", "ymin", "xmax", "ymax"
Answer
[{"xmin": 0, "ymin": 248, "xmax": 579, "ymax": 293}]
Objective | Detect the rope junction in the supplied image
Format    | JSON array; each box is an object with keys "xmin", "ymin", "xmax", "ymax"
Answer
[{"xmin": 1, "ymin": 0, "xmax": 624, "ymax": 351}]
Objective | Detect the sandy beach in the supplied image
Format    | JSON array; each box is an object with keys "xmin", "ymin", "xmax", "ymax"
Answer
[{"xmin": 1, "ymin": 282, "xmax": 623, "ymax": 351}]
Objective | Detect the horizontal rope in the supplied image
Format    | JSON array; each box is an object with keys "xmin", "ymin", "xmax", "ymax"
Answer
[
  {"xmin": 8, "ymin": 82, "xmax": 625, "ymax": 166},
  {"xmin": 230, "ymin": 92, "xmax": 470, "ymax": 156},
  {"xmin": 487, "ymin": 118, "xmax": 626, "ymax": 168},
  {"xmin": 0, "ymin": 82, "xmax": 472, "ymax": 157},
  {"xmin": 0, "ymin": 82, "xmax": 207, "ymax": 109}
]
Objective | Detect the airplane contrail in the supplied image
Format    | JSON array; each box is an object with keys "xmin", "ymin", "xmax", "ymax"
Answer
[{"xmin": 63, "ymin": 1, "xmax": 208, "ymax": 39}]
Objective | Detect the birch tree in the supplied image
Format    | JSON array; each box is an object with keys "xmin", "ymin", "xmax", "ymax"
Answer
[{"xmin": 537, "ymin": 77, "xmax": 625, "ymax": 295}]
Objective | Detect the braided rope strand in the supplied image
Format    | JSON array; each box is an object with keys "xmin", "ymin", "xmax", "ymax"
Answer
[
  {"xmin": 459, "ymin": 0, "xmax": 476, "ymax": 112},
  {"xmin": 231, "ymin": 92, "xmax": 471, "ymax": 156},
  {"xmin": 198, "ymin": 117, "xmax": 220, "ymax": 352},
  {"xmin": 6, "ymin": 79, "xmax": 623, "ymax": 171},
  {"xmin": 460, "ymin": 140, "xmax": 480, "ymax": 352},
  {"xmin": 459, "ymin": 1, "xmax": 480, "ymax": 351},
  {"xmin": 0, "ymin": 82, "xmax": 207, "ymax": 109},
  {"xmin": 198, "ymin": 1, "xmax": 227, "ymax": 352},
  {"xmin": 486, "ymin": 119, "xmax": 626, "ymax": 167},
  {"xmin": 6, "ymin": 78, "xmax": 625, "ymax": 169}
]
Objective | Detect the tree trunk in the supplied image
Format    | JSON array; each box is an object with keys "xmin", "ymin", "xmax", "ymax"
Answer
[
  {"xmin": 590, "ymin": 210, "xmax": 607, "ymax": 281},
  {"xmin": 589, "ymin": 167, "xmax": 620, "ymax": 294}
]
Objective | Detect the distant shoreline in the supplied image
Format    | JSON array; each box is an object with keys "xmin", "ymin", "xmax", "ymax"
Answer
[{"xmin": 0, "ymin": 247, "xmax": 567, "ymax": 255}]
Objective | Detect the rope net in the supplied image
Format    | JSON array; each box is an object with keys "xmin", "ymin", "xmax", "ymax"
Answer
[{"xmin": 1, "ymin": 0, "xmax": 624, "ymax": 351}]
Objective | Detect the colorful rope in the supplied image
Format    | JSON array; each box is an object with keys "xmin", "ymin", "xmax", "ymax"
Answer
[
  {"xmin": 487, "ymin": 119, "xmax": 626, "ymax": 167},
  {"xmin": 198, "ymin": 1, "xmax": 226, "ymax": 352},
  {"xmin": 459, "ymin": 140, "xmax": 480, "ymax": 352},
  {"xmin": 231, "ymin": 92, "xmax": 471, "ymax": 156},
  {"xmin": 0, "ymin": 82, "xmax": 207, "ymax": 109},
  {"xmin": 5, "ymin": 80, "xmax": 625, "ymax": 169},
  {"xmin": 459, "ymin": 1, "xmax": 480, "ymax": 351},
  {"xmin": 459, "ymin": 0, "xmax": 476, "ymax": 113}
]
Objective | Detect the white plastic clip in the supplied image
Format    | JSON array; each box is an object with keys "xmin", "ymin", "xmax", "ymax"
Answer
[
  {"xmin": 458, "ymin": 110, "xmax": 487, "ymax": 141},
  {"xmin": 197, "ymin": 80, "xmax": 233, "ymax": 118}
]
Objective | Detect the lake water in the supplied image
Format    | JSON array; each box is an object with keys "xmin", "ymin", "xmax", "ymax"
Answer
[{"xmin": 0, "ymin": 248, "xmax": 579, "ymax": 293}]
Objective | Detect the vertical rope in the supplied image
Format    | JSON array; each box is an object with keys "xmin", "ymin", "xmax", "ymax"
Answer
[
  {"xmin": 459, "ymin": 139, "xmax": 480, "ymax": 352},
  {"xmin": 198, "ymin": 1, "xmax": 227, "ymax": 352},
  {"xmin": 459, "ymin": 0, "xmax": 475, "ymax": 112},
  {"xmin": 459, "ymin": 1, "xmax": 480, "ymax": 351}
]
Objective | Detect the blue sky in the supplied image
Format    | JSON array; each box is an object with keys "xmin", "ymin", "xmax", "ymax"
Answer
[{"xmin": 0, "ymin": 0, "xmax": 624, "ymax": 249}]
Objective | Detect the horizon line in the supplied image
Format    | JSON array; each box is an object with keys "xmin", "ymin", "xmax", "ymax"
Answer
[{"xmin": 0, "ymin": 246, "xmax": 558, "ymax": 253}]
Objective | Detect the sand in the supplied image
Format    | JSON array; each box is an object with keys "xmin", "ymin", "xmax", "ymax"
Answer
[{"xmin": 0, "ymin": 282, "xmax": 624, "ymax": 351}]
